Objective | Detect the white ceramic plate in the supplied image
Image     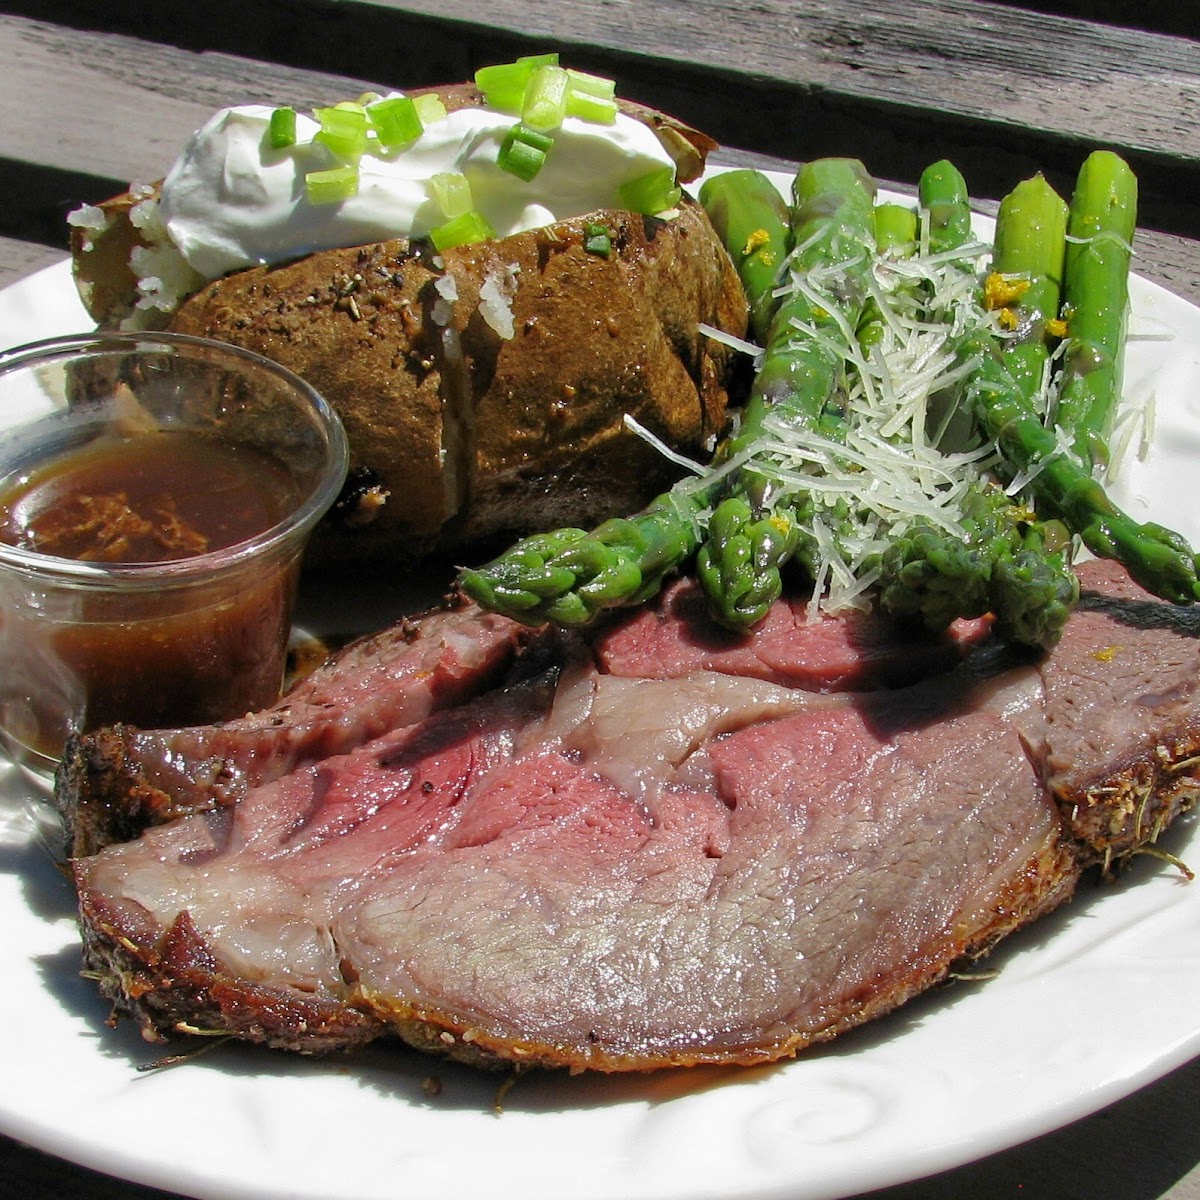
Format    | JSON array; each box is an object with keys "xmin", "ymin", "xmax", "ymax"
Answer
[{"xmin": 3, "ymin": 182, "xmax": 1200, "ymax": 1200}]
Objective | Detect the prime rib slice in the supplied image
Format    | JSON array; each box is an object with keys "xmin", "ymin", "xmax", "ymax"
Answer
[{"xmin": 57, "ymin": 560, "xmax": 1200, "ymax": 1073}]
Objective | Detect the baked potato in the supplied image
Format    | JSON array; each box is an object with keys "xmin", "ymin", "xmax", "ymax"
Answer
[{"xmin": 70, "ymin": 81, "xmax": 749, "ymax": 565}]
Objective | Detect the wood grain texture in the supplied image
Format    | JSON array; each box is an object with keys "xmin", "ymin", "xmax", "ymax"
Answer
[
  {"xmin": 0, "ymin": 15, "xmax": 376, "ymax": 193},
  {"xmin": 1, "ymin": 0, "xmax": 1197, "ymax": 237},
  {"xmin": 0, "ymin": 236, "xmax": 63, "ymax": 286},
  {"xmin": 989, "ymin": 0, "xmax": 1197, "ymax": 38}
]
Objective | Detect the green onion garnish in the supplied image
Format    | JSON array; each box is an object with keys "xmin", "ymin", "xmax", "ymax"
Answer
[
  {"xmin": 268, "ymin": 107, "xmax": 297, "ymax": 149},
  {"xmin": 583, "ymin": 222, "xmax": 613, "ymax": 257},
  {"xmin": 367, "ymin": 96, "xmax": 423, "ymax": 148},
  {"xmin": 565, "ymin": 91, "xmax": 618, "ymax": 124},
  {"xmin": 413, "ymin": 93, "xmax": 447, "ymax": 126},
  {"xmin": 618, "ymin": 166, "xmax": 682, "ymax": 215},
  {"xmin": 475, "ymin": 52, "xmax": 560, "ymax": 113},
  {"xmin": 522, "ymin": 63, "xmax": 570, "ymax": 131},
  {"xmin": 564, "ymin": 69, "xmax": 618, "ymax": 124},
  {"xmin": 430, "ymin": 172, "xmax": 474, "ymax": 219},
  {"xmin": 313, "ymin": 106, "xmax": 369, "ymax": 160},
  {"xmin": 429, "ymin": 209, "xmax": 497, "ymax": 251},
  {"xmin": 306, "ymin": 164, "xmax": 360, "ymax": 204},
  {"xmin": 498, "ymin": 123, "xmax": 555, "ymax": 181},
  {"xmin": 565, "ymin": 68, "xmax": 616, "ymax": 101},
  {"xmin": 475, "ymin": 62, "xmax": 532, "ymax": 113}
]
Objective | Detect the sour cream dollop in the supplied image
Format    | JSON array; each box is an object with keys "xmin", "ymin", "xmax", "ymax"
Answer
[{"xmin": 158, "ymin": 101, "xmax": 678, "ymax": 282}]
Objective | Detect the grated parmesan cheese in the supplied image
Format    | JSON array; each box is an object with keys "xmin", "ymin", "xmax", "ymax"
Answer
[{"xmin": 728, "ymin": 225, "xmax": 1004, "ymax": 617}]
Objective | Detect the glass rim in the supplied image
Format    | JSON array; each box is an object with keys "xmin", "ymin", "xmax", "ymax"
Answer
[{"xmin": 0, "ymin": 329, "xmax": 349, "ymax": 588}]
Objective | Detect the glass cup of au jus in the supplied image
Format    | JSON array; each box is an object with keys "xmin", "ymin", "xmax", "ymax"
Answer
[{"xmin": 0, "ymin": 331, "xmax": 348, "ymax": 789}]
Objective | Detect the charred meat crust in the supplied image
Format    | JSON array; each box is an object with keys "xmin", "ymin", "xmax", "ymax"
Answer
[
  {"xmin": 1038, "ymin": 579, "xmax": 1200, "ymax": 867},
  {"xmin": 79, "ymin": 905, "xmax": 384, "ymax": 1053}
]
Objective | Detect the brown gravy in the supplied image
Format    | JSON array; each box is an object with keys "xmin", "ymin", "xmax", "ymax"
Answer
[
  {"xmin": 0, "ymin": 431, "xmax": 300, "ymax": 562},
  {"xmin": 0, "ymin": 431, "xmax": 306, "ymax": 766}
]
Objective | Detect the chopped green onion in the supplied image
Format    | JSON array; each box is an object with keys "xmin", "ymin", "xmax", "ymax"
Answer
[
  {"xmin": 430, "ymin": 172, "xmax": 474, "ymax": 219},
  {"xmin": 565, "ymin": 68, "xmax": 616, "ymax": 101},
  {"xmin": 313, "ymin": 106, "xmax": 369, "ymax": 160},
  {"xmin": 498, "ymin": 123, "xmax": 555, "ymax": 181},
  {"xmin": 583, "ymin": 221, "xmax": 613, "ymax": 257},
  {"xmin": 618, "ymin": 166, "xmax": 682, "ymax": 215},
  {"xmin": 367, "ymin": 96, "xmax": 423, "ymax": 148},
  {"xmin": 522, "ymin": 63, "xmax": 570, "ymax": 131},
  {"xmin": 564, "ymin": 69, "xmax": 617, "ymax": 123},
  {"xmin": 475, "ymin": 52, "xmax": 560, "ymax": 113},
  {"xmin": 475, "ymin": 62, "xmax": 531, "ymax": 112},
  {"xmin": 412, "ymin": 93, "xmax": 447, "ymax": 126},
  {"xmin": 268, "ymin": 107, "xmax": 297, "ymax": 149},
  {"xmin": 565, "ymin": 92, "xmax": 618, "ymax": 124},
  {"xmin": 429, "ymin": 209, "xmax": 497, "ymax": 251},
  {"xmin": 306, "ymin": 164, "xmax": 359, "ymax": 204}
]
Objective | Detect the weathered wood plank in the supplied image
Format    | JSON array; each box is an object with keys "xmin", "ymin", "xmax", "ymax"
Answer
[
  {"xmin": 4, "ymin": 0, "xmax": 1196, "ymax": 238},
  {"xmin": 988, "ymin": 0, "xmax": 1197, "ymax": 38},
  {"xmin": 0, "ymin": 16, "xmax": 376, "ymax": 188},
  {"xmin": 0, "ymin": 237, "xmax": 65, "ymax": 289}
]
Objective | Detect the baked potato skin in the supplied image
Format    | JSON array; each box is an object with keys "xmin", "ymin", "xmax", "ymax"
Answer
[{"xmin": 170, "ymin": 198, "xmax": 746, "ymax": 563}]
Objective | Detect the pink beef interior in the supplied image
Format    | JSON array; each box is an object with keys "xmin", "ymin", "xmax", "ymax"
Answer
[{"xmin": 64, "ymin": 559, "xmax": 1200, "ymax": 1072}]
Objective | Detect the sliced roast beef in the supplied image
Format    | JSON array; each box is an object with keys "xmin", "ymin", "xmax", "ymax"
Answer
[
  {"xmin": 58, "ymin": 560, "xmax": 1200, "ymax": 1073},
  {"xmin": 1025, "ymin": 563, "xmax": 1200, "ymax": 862},
  {"xmin": 596, "ymin": 576, "xmax": 992, "ymax": 690},
  {"xmin": 60, "ymin": 605, "xmax": 532, "ymax": 857}
]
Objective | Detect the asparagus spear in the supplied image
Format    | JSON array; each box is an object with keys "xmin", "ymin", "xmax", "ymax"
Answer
[
  {"xmin": 989, "ymin": 173, "xmax": 1069, "ymax": 408},
  {"xmin": 697, "ymin": 158, "xmax": 878, "ymax": 627},
  {"xmin": 951, "ymin": 154, "xmax": 1196, "ymax": 605},
  {"xmin": 873, "ymin": 201, "xmax": 919, "ymax": 255},
  {"xmin": 873, "ymin": 484, "xmax": 1078, "ymax": 648},
  {"xmin": 745, "ymin": 157, "xmax": 877, "ymax": 449},
  {"xmin": 864, "ymin": 164, "xmax": 1080, "ymax": 647},
  {"xmin": 697, "ymin": 169, "xmax": 793, "ymax": 343},
  {"xmin": 919, "ymin": 159, "xmax": 974, "ymax": 256},
  {"xmin": 859, "ymin": 201, "xmax": 919, "ymax": 352},
  {"xmin": 1054, "ymin": 150, "xmax": 1138, "ymax": 471},
  {"xmin": 952, "ymin": 326, "xmax": 1200, "ymax": 604},
  {"xmin": 457, "ymin": 489, "xmax": 709, "ymax": 627}
]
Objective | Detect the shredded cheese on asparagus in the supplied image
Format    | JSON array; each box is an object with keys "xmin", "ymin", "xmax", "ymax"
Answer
[
  {"xmin": 633, "ymin": 203, "xmax": 1146, "ymax": 625},
  {"xmin": 729, "ymin": 228, "xmax": 1006, "ymax": 616}
]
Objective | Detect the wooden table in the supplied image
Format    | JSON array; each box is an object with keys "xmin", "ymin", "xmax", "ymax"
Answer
[{"xmin": 1, "ymin": 3, "xmax": 1198, "ymax": 1198}]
